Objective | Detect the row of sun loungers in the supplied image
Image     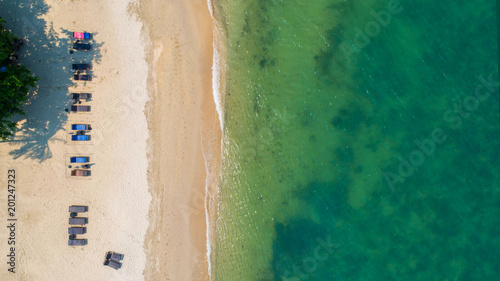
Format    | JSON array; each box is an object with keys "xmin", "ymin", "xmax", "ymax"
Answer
[
  {"xmin": 68, "ymin": 57, "xmax": 92, "ymax": 137},
  {"xmin": 104, "ymin": 251, "xmax": 124, "ymax": 270},
  {"xmin": 68, "ymin": 33, "xmax": 93, "ymax": 248},
  {"xmin": 67, "ymin": 31, "xmax": 121, "ymax": 270},
  {"xmin": 69, "ymin": 33, "xmax": 92, "ymax": 112},
  {"xmin": 69, "ymin": 33, "xmax": 93, "ymax": 142},
  {"xmin": 68, "ymin": 205, "xmax": 88, "ymax": 246},
  {"xmin": 69, "ymin": 35, "xmax": 94, "ymax": 176}
]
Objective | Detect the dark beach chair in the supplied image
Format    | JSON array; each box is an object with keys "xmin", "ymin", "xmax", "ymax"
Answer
[
  {"xmin": 74, "ymin": 74, "xmax": 91, "ymax": 81},
  {"xmin": 68, "ymin": 227, "xmax": 87, "ymax": 235},
  {"xmin": 68, "ymin": 239, "xmax": 88, "ymax": 246},
  {"xmin": 71, "ymin": 93, "xmax": 92, "ymax": 101},
  {"xmin": 106, "ymin": 252, "xmax": 125, "ymax": 261},
  {"xmin": 71, "ymin": 124, "xmax": 91, "ymax": 131},
  {"xmin": 69, "ymin": 205, "xmax": 88, "ymax": 213},
  {"xmin": 70, "ymin": 156, "xmax": 89, "ymax": 163},
  {"xmin": 73, "ymin": 32, "xmax": 91, "ymax": 39},
  {"xmin": 72, "ymin": 42, "xmax": 91, "ymax": 51},
  {"xmin": 71, "ymin": 105, "xmax": 91, "ymax": 112},
  {"xmin": 69, "ymin": 217, "xmax": 88, "ymax": 225},
  {"xmin": 72, "ymin": 64, "xmax": 90, "ymax": 71},
  {"xmin": 71, "ymin": 169, "xmax": 91, "ymax": 176},
  {"xmin": 71, "ymin": 135, "xmax": 91, "ymax": 141},
  {"xmin": 104, "ymin": 260, "xmax": 122, "ymax": 270}
]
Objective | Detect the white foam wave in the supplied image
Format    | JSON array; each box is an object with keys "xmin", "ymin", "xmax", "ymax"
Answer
[
  {"xmin": 212, "ymin": 33, "xmax": 225, "ymax": 131},
  {"xmin": 203, "ymin": 148, "xmax": 214, "ymax": 281},
  {"xmin": 206, "ymin": 0, "xmax": 225, "ymax": 279}
]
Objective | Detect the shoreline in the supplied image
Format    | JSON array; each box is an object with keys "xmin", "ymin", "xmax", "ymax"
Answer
[
  {"xmin": 205, "ymin": 0, "xmax": 228, "ymax": 276},
  {"xmin": 138, "ymin": 0, "xmax": 219, "ymax": 280}
]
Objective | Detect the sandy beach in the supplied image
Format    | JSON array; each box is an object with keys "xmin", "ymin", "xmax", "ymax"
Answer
[
  {"xmin": 138, "ymin": 0, "xmax": 219, "ymax": 280},
  {"xmin": 0, "ymin": 0, "xmax": 217, "ymax": 280}
]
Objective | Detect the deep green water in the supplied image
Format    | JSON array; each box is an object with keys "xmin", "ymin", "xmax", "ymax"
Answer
[{"xmin": 212, "ymin": 1, "xmax": 500, "ymax": 280}]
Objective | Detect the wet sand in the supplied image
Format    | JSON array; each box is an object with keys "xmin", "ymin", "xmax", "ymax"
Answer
[{"xmin": 138, "ymin": 0, "xmax": 219, "ymax": 280}]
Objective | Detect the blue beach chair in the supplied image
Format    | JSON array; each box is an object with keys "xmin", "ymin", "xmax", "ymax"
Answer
[
  {"xmin": 70, "ymin": 157, "xmax": 89, "ymax": 163},
  {"xmin": 72, "ymin": 135, "xmax": 91, "ymax": 141},
  {"xmin": 72, "ymin": 124, "xmax": 90, "ymax": 130}
]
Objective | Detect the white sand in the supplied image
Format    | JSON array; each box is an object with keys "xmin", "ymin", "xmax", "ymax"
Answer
[{"xmin": 0, "ymin": 0, "xmax": 151, "ymax": 280}]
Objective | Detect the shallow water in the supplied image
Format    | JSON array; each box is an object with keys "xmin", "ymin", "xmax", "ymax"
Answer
[{"xmin": 212, "ymin": 0, "xmax": 500, "ymax": 280}]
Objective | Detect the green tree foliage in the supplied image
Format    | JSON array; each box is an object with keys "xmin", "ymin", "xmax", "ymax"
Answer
[{"xmin": 1, "ymin": 17, "xmax": 38, "ymax": 141}]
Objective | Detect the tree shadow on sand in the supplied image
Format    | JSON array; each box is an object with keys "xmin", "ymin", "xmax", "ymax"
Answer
[{"xmin": 0, "ymin": 0, "xmax": 103, "ymax": 162}]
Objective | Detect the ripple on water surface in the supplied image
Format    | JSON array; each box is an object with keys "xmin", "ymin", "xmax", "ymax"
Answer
[{"xmin": 213, "ymin": 0, "xmax": 500, "ymax": 280}]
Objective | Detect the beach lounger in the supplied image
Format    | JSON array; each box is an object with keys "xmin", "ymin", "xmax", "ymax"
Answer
[
  {"xmin": 72, "ymin": 135, "xmax": 91, "ymax": 141},
  {"xmin": 105, "ymin": 252, "xmax": 125, "ymax": 261},
  {"xmin": 71, "ymin": 105, "xmax": 91, "ymax": 112},
  {"xmin": 68, "ymin": 227, "xmax": 87, "ymax": 235},
  {"xmin": 68, "ymin": 239, "xmax": 88, "ymax": 246},
  {"xmin": 70, "ymin": 157, "xmax": 90, "ymax": 163},
  {"xmin": 71, "ymin": 124, "xmax": 91, "ymax": 131},
  {"xmin": 104, "ymin": 260, "xmax": 122, "ymax": 270},
  {"xmin": 73, "ymin": 32, "xmax": 91, "ymax": 39},
  {"xmin": 74, "ymin": 74, "xmax": 91, "ymax": 81},
  {"xmin": 71, "ymin": 169, "xmax": 91, "ymax": 176},
  {"xmin": 69, "ymin": 217, "xmax": 88, "ymax": 225},
  {"xmin": 69, "ymin": 205, "xmax": 88, "ymax": 213},
  {"xmin": 71, "ymin": 93, "xmax": 92, "ymax": 101},
  {"xmin": 72, "ymin": 64, "xmax": 90, "ymax": 71},
  {"xmin": 72, "ymin": 42, "xmax": 91, "ymax": 51}
]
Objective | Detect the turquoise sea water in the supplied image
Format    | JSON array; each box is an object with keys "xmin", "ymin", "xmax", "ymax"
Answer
[{"xmin": 212, "ymin": 1, "xmax": 499, "ymax": 280}]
